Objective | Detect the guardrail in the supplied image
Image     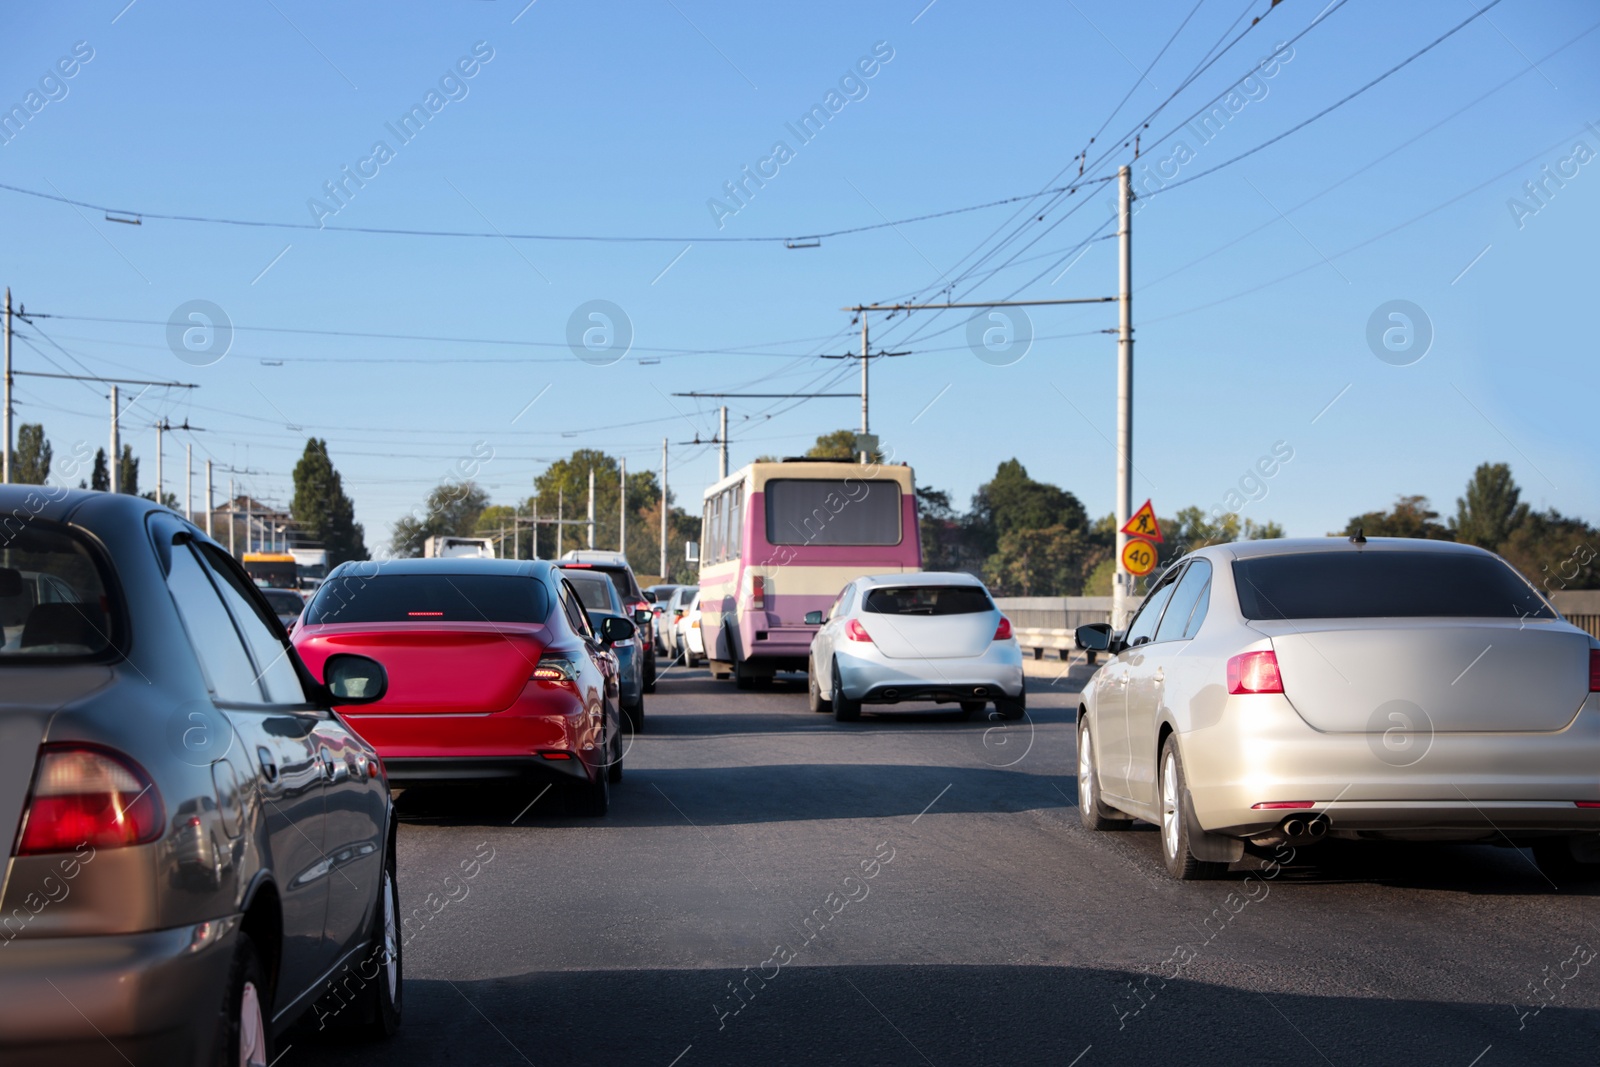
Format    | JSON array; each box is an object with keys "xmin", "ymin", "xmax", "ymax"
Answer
[{"xmin": 996, "ymin": 591, "xmax": 1600, "ymax": 661}]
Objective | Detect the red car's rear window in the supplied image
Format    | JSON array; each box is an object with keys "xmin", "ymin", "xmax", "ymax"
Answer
[{"xmin": 302, "ymin": 574, "xmax": 550, "ymax": 625}]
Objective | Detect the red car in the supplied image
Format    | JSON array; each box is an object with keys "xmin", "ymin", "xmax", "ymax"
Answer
[{"xmin": 293, "ymin": 559, "xmax": 632, "ymax": 815}]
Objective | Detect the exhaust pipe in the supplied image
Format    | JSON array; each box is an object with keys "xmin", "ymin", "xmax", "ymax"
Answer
[
  {"xmin": 1307, "ymin": 815, "xmax": 1329, "ymax": 838},
  {"xmin": 1282, "ymin": 818, "xmax": 1306, "ymax": 838}
]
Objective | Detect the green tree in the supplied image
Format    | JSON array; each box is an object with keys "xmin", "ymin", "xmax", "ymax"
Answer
[
  {"xmin": 1453, "ymin": 462, "xmax": 1529, "ymax": 549},
  {"xmin": 117, "ymin": 445, "xmax": 138, "ymax": 496},
  {"xmin": 969, "ymin": 459, "xmax": 1088, "ymax": 558},
  {"xmin": 291, "ymin": 438, "xmax": 368, "ymax": 565},
  {"xmin": 390, "ymin": 481, "xmax": 489, "ymax": 557},
  {"xmin": 89, "ymin": 448, "xmax": 109, "ymax": 491},
  {"xmin": 1342, "ymin": 495, "xmax": 1454, "ymax": 540},
  {"xmin": 806, "ymin": 429, "xmax": 883, "ymax": 463},
  {"xmin": 983, "ymin": 525, "xmax": 1099, "ymax": 597},
  {"xmin": 13, "ymin": 423, "xmax": 52, "ymax": 485},
  {"xmin": 530, "ymin": 449, "xmax": 663, "ymax": 563},
  {"xmin": 1497, "ymin": 509, "xmax": 1599, "ymax": 591}
]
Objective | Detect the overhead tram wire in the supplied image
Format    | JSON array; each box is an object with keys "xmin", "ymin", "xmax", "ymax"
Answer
[
  {"xmin": 1080, "ymin": 0, "xmax": 1211, "ymax": 154},
  {"xmin": 0, "ymin": 178, "xmax": 1137, "ymax": 248},
  {"xmin": 1137, "ymin": 0, "xmax": 1510, "ymax": 201}
]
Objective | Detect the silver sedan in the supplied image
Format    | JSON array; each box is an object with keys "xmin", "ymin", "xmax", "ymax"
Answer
[
  {"xmin": 1075, "ymin": 536, "xmax": 1600, "ymax": 881},
  {"xmin": 806, "ymin": 573, "xmax": 1025, "ymax": 723}
]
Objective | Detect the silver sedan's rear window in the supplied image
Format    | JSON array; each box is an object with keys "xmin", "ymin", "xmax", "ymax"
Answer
[
  {"xmin": 0, "ymin": 523, "xmax": 115, "ymax": 659},
  {"xmin": 1232, "ymin": 551, "xmax": 1554, "ymax": 620},
  {"xmin": 863, "ymin": 585, "xmax": 993, "ymax": 616}
]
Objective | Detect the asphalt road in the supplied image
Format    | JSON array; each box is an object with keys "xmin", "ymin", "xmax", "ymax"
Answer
[{"xmin": 289, "ymin": 661, "xmax": 1600, "ymax": 1067}]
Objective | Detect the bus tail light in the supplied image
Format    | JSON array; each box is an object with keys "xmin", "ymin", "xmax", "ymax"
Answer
[{"xmin": 750, "ymin": 575, "xmax": 765, "ymax": 610}]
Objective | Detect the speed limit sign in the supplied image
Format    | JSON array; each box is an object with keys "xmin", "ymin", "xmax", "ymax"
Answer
[{"xmin": 1121, "ymin": 538, "xmax": 1157, "ymax": 577}]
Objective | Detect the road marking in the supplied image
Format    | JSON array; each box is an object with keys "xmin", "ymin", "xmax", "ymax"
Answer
[{"xmin": 913, "ymin": 782, "xmax": 951, "ymax": 823}]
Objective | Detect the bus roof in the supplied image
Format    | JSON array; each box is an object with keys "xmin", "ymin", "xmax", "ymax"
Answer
[{"xmin": 702, "ymin": 459, "xmax": 915, "ymax": 499}]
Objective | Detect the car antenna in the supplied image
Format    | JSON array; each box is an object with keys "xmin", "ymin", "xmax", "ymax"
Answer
[{"xmin": 1349, "ymin": 527, "xmax": 1367, "ymax": 544}]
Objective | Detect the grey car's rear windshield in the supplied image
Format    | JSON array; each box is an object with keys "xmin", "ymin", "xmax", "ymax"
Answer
[
  {"xmin": 1232, "ymin": 552, "xmax": 1554, "ymax": 620},
  {"xmin": 303, "ymin": 574, "xmax": 550, "ymax": 624},
  {"xmin": 566, "ymin": 574, "xmax": 618, "ymax": 614},
  {"xmin": 863, "ymin": 585, "xmax": 993, "ymax": 615},
  {"xmin": 0, "ymin": 522, "xmax": 115, "ymax": 660}
]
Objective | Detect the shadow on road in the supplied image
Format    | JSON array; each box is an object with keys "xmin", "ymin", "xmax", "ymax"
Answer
[{"xmin": 285, "ymin": 962, "xmax": 1599, "ymax": 1067}]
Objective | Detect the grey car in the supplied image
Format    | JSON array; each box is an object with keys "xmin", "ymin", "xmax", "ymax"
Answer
[
  {"xmin": 1075, "ymin": 536, "xmax": 1600, "ymax": 881},
  {"xmin": 0, "ymin": 487, "xmax": 399, "ymax": 1065},
  {"xmin": 807, "ymin": 572, "xmax": 1025, "ymax": 723},
  {"xmin": 561, "ymin": 566, "xmax": 646, "ymax": 732}
]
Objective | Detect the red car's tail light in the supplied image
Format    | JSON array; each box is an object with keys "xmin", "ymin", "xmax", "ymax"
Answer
[
  {"xmin": 1590, "ymin": 649, "xmax": 1599, "ymax": 692},
  {"xmin": 994, "ymin": 616, "xmax": 1013, "ymax": 641},
  {"xmin": 532, "ymin": 655, "xmax": 579, "ymax": 683},
  {"xmin": 845, "ymin": 619, "xmax": 872, "ymax": 643},
  {"xmin": 1251, "ymin": 801, "xmax": 1316, "ymax": 810},
  {"xmin": 1227, "ymin": 650, "xmax": 1283, "ymax": 695},
  {"xmin": 749, "ymin": 575, "xmax": 765, "ymax": 611},
  {"xmin": 17, "ymin": 746, "xmax": 164, "ymax": 855},
  {"xmin": 1576, "ymin": 801, "xmax": 1600, "ymax": 808}
]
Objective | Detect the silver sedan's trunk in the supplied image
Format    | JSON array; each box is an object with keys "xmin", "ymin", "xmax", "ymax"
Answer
[{"xmin": 1254, "ymin": 618, "xmax": 1589, "ymax": 733}]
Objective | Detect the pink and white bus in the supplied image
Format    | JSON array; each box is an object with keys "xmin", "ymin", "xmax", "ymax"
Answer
[{"xmin": 698, "ymin": 458, "xmax": 921, "ymax": 687}]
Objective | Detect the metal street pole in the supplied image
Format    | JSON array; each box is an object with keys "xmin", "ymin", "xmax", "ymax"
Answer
[
  {"xmin": 659, "ymin": 437, "xmax": 668, "ymax": 581},
  {"xmin": 859, "ymin": 315, "xmax": 869, "ymax": 464},
  {"xmin": 109, "ymin": 386, "xmax": 120, "ymax": 494},
  {"xmin": 619, "ymin": 456, "xmax": 626, "ymax": 556},
  {"xmin": 154, "ymin": 420, "xmax": 164, "ymax": 504},
  {"xmin": 587, "ymin": 467, "xmax": 595, "ymax": 550},
  {"xmin": 2, "ymin": 288, "xmax": 11, "ymax": 484},
  {"xmin": 205, "ymin": 460, "xmax": 213, "ymax": 536},
  {"xmin": 557, "ymin": 487, "xmax": 564, "ymax": 557},
  {"xmin": 1113, "ymin": 164, "xmax": 1135, "ymax": 631},
  {"xmin": 228, "ymin": 478, "xmax": 235, "ymax": 554},
  {"xmin": 185, "ymin": 443, "xmax": 193, "ymax": 521},
  {"xmin": 532, "ymin": 494, "xmax": 540, "ymax": 559},
  {"xmin": 513, "ymin": 503, "xmax": 519, "ymax": 560},
  {"xmin": 718, "ymin": 406, "xmax": 728, "ymax": 480}
]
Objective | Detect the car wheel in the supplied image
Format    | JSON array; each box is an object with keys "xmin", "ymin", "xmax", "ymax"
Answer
[
  {"xmin": 686, "ymin": 649, "xmax": 700, "ymax": 668},
  {"xmin": 808, "ymin": 663, "xmax": 832, "ymax": 714},
  {"xmin": 607, "ymin": 720, "xmax": 625, "ymax": 784},
  {"xmin": 216, "ymin": 932, "xmax": 270, "ymax": 1067},
  {"xmin": 832, "ymin": 660, "xmax": 861, "ymax": 722},
  {"xmin": 1159, "ymin": 736, "xmax": 1228, "ymax": 880},
  {"xmin": 1532, "ymin": 837, "xmax": 1600, "ymax": 883},
  {"xmin": 994, "ymin": 689, "xmax": 1026, "ymax": 721},
  {"xmin": 733, "ymin": 656, "xmax": 755, "ymax": 690},
  {"xmin": 1077, "ymin": 720, "xmax": 1133, "ymax": 831}
]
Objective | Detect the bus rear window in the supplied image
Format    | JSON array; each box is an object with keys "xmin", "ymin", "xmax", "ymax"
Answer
[
  {"xmin": 1, "ymin": 523, "xmax": 115, "ymax": 659},
  {"xmin": 765, "ymin": 480, "xmax": 901, "ymax": 546}
]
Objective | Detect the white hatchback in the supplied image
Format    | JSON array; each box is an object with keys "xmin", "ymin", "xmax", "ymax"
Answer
[{"xmin": 806, "ymin": 572, "xmax": 1025, "ymax": 722}]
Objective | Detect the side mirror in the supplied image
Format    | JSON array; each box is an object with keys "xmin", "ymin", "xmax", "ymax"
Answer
[
  {"xmin": 804, "ymin": 610, "xmax": 824, "ymax": 626},
  {"xmin": 1075, "ymin": 623, "xmax": 1113, "ymax": 653},
  {"xmin": 600, "ymin": 615, "xmax": 637, "ymax": 645},
  {"xmin": 323, "ymin": 653, "xmax": 389, "ymax": 705}
]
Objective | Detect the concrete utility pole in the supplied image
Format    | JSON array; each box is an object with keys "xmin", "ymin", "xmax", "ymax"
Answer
[
  {"xmin": 859, "ymin": 315, "xmax": 869, "ymax": 464},
  {"xmin": 109, "ymin": 386, "xmax": 120, "ymax": 494},
  {"xmin": 659, "ymin": 438, "xmax": 668, "ymax": 581},
  {"xmin": 205, "ymin": 461, "xmax": 213, "ymax": 536},
  {"xmin": 618, "ymin": 456, "xmax": 626, "ymax": 557},
  {"xmin": 2, "ymin": 288, "xmax": 11, "ymax": 484},
  {"xmin": 513, "ymin": 503, "xmax": 519, "ymax": 560},
  {"xmin": 185, "ymin": 443, "xmax": 193, "ymax": 522},
  {"xmin": 586, "ymin": 467, "xmax": 595, "ymax": 549},
  {"xmin": 228, "ymin": 478, "xmax": 235, "ymax": 554},
  {"xmin": 1112, "ymin": 164, "xmax": 1135, "ymax": 631},
  {"xmin": 154, "ymin": 420, "xmax": 165, "ymax": 504},
  {"xmin": 557, "ymin": 487, "xmax": 564, "ymax": 557},
  {"xmin": 532, "ymin": 495, "xmax": 540, "ymax": 559},
  {"xmin": 718, "ymin": 406, "xmax": 728, "ymax": 481}
]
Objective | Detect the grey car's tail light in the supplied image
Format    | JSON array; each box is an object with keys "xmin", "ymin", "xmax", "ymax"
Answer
[{"xmin": 16, "ymin": 745, "xmax": 164, "ymax": 855}]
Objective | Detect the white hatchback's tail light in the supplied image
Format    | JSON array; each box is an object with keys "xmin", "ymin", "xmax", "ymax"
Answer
[
  {"xmin": 845, "ymin": 619, "xmax": 872, "ymax": 643},
  {"xmin": 1227, "ymin": 650, "xmax": 1283, "ymax": 695},
  {"xmin": 994, "ymin": 616, "xmax": 1013, "ymax": 641},
  {"xmin": 17, "ymin": 745, "xmax": 164, "ymax": 855}
]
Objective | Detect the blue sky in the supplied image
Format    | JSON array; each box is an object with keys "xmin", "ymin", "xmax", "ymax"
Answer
[{"xmin": 3, "ymin": 0, "xmax": 1596, "ymax": 546}]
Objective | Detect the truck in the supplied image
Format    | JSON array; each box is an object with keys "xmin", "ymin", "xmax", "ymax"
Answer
[{"xmin": 423, "ymin": 535, "xmax": 496, "ymax": 559}]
